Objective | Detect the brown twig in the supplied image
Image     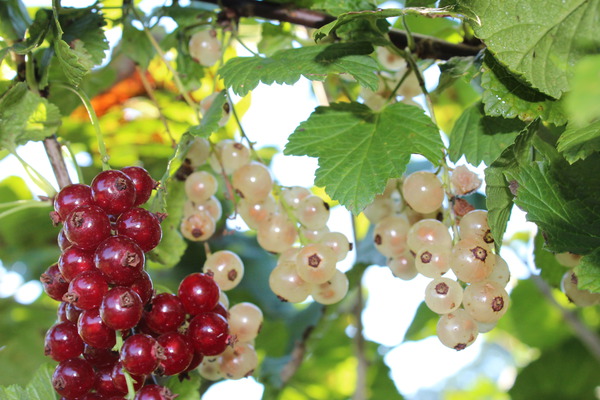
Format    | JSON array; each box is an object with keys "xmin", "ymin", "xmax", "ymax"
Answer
[
  {"xmin": 43, "ymin": 136, "xmax": 72, "ymax": 190},
  {"xmin": 197, "ymin": 0, "xmax": 483, "ymax": 60}
]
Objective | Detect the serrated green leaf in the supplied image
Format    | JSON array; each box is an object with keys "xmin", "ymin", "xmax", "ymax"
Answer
[
  {"xmin": 436, "ymin": 54, "xmax": 480, "ymax": 93},
  {"xmin": 533, "ymin": 232, "xmax": 566, "ymax": 288},
  {"xmin": 219, "ymin": 42, "xmax": 379, "ymax": 97},
  {"xmin": 0, "ymin": 83, "xmax": 62, "ymax": 152},
  {"xmin": 459, "ymin": 0, "xmax": 600, "ymax": 99},
  {"xmin": 189, "ymin": 91, "xmax": 227, "ymax": 138},
  {"xmin": 284, "ymin": 102, "xmax": 443, "ymax": 213},
  {"xmin": 25, "ymin": 364, "xmax": 56, "ymax": 400},
  {"xmin": 574, "ymin": 248, "xmax": 600, "ymax": 293},
  {"xmin": 509, "ymin": 338, "xmax": 600, "ymax": 400},
  {"xmin": 557, "ymin": 120, "xmax": 600, "ymax": 163},
  {"xmin": 313, "ymin": 8, "xmax": 401, "ymax": 41},
  {"xmin": 481, "ymin": 52, "xmax": 566, "ymax": 125},
  {"xmin": 484, "ymin": 121, "xmax": 536, "ymax": 250},
  {"xmin": 54, "ymin": 38, "xmax": 93, "ymax": 87},
  {"xmin": 505, "ymin": 158, "xmax": 600, "ymax": 254},
  {"xmin": 565, "ymin": 55, "xmax": 600, "ymax": 126},
  {"xmin": 165, "ymin": 373, "xmax": 201, "ymax": 400},
  {"xmin": 59, "ymin": 9, "xmax": 108, "ymax": 66},
  {"xmin": 449, "ymin": 102, "xmax": 526, "ymax": 166},
  {"xmin": 0, "ymin": 385, "xmax": 25, "ymax": 400}
]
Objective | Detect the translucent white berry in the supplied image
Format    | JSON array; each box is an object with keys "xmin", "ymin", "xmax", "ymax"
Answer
[
  {"xmin": 281, "ymin": 186, "xmax": 311, "ymax": 210},
  {"xmin": 373, "ymin": 215, "xmax": 410, "ymax": 257},
  {"xmin": 189, "ymin": 29, "xmax": 221, "ymax": 67},
  {"xmin": 180, "ymin": 211, "xmax": 216, "ymax": 241},
  {"xmin": 232, "ymin": 161, "xmax": 273, "ymax": 202},
  {"xmin": 415, "ymin": 245, "xmax": 451, "ymax": 278},
  {"xmin": 407, "ymin": 219, "xmax": 452, "ymax": 253},
  {"xmin": 450, "ymin": 238, "xmax": 495, "ymax": 283},
  {"xmin": 185, "ymin": 171, "xmax": 218, "ymax": 203},
  {"xmin": 425, "ymin": 277, "xmax": 463, "ymax": 314},
  {"xmin": 312, "ymin": 270, "xmax": 349, "ymax": 305},
  {"xmin": 462, "ymin": 280, "xmax": 510, "ymax": 323},
  {"xmin": 402, "ymin": 171, "xmax": 444, "ymax": 214},
  {"xmin": 319, "ymin": 231, "xmax": 351, "ymax": 261},
  {"xmin": 295, "ymin": 195, "xmax": 330, "ymax": 230},
  {"xmin": 459, "ymin": 210, "xmax": 493, "ymax": 245},
  {"xmin": 184, "ymin": 196, "xmax": 222, "ymax": 221},
  {"xmin": 186, "ymin": 137, "xmax": 211, "ymax": 167},
  {"xmin": 257, "ymin": 213, "xmax": 297, "ymax": 253},
  {"xmin": 269, "ymin": 260, "xmax": 313, "ymax": 303},
  {"xmin": 561, "ymin": 271, "xmax": 600, "ymax": 307},
  {"xmin": 387, "ymin": 251, "xmax": 417, "ymax": 281},
  {"xmin": 295, "ymin": 243, "xmax": 338, "ymax": 284},
  {"xmin": 555, "ymin": 252, "xmax": 582, "ymax": 268},
  {"xmin": 203, "ymin": 250, "xmax": 244, "ymax": 291},
  {"xmin": 228, "ymin": 302, "xmax": 263, "ymax": 343},
  {"xmin": 238, "ymin": 195, "xmax": 277, "ymax": 230},
  {"xmin": 219, "ymin": 342, "xmax": 258, "ymax": 380},
  {"xmin": 436, "ymin": 309, "xmax": 478, "ymax": 351}
]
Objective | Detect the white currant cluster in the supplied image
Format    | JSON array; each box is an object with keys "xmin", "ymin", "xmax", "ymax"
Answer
[
  {"xmin": 555, "ymin": 252, "xmax": 600, "ymax": 306},
  {"xmin": 364, "ymin": 166, "xmax": 511, "ymax": 350}
]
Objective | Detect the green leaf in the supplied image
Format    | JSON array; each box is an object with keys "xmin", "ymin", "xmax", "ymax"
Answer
[
  {"xmin": 54, "ymin": 38, "xmax": 94, "ymax": 87},
  {"xmin": 436, "ymin": 54, "xmax": 481, "ymax": 93},
  {"xmin": 313, "ymin": 9, "xmax": 400, "ymax": 41},
  {"xmin": 484, "ymin": 120, "xmax": 537, "ymax": 250},
  {"xmin": 449, "ymin": 102, "xmax": 526, "ymax": 166},
  {"xmin": 505, "ymin": 156, "xmax": 600, "ymax": 254},
  {"xmin": 556, "ymin": 120, "xmax": 600, "ymax": 163},
  {"xmin": 121, "ymin": 19, "xmax": 155, "ymax": 69},
  {"xmin": 459, "ymin": 0, "xmax": 600, "ymax": 99},
  {"xmin": 0, "ymin": 385, "xmax": 25, "ymax": 400},
  {"xmin": 284, "ymin": 102, "xmax": 443, "ymax": 213},
  {"xmin": 509, "ymin": 338, "xmax": 600, "ymax": 400},
  {"xmin": 481, "ymin": 52, "xmax": 566, "ymax": 125},
  {"xmin": 574, "ymin": 248, "xmax": 600, "ymax": 293},
  {"xmin": 25, "ymin": 364, "xmax": 56, "ymax": 400},
  {"xmin": 565, "ymin": 55, "xmax": 600, "ymax": 125},
  {"xmin": 533, "ymin": 232, "xmax": 567, "ymax": 288},
  {"xmin": 499, "ymin": 278, "xmax": 570, "ymax": 350},
  {"xmin": 59, "ymin": 9, "xmax": 108, "ymax": 67},
  {"xmin": 0, "ymin": 0, "xmax": 31, "ymax": 41},
  {"xmin": 0, "ymin": 83, "xmax": 62, "ymax": 151},
  {"xmin": 189, "ymin": 91, "xmax": 227, "ymax": 138},
  {"xmin": 165, "ymin": 373, "xmax": 201, "ymax": 400},
  {"xmin": 257, "ymin": 22, "xmax": 295, "ymax": 57},
  {"xmin": 219, "ymin": 42, "xmax": 379, "ymax": 97},
  {"xmin": 403, "ymin": 301, "xmax": 437, "ymax": 341}
]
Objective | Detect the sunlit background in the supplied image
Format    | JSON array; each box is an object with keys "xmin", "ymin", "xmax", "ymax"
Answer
[{"xmin": 0, "ymin": 0, "xmax": 544, "ymax": 398}]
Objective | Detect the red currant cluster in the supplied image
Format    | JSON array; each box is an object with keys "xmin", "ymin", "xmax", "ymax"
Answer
[{"xmin": 39, "ymin": 167, "xmax": 232, "ymax": 399}]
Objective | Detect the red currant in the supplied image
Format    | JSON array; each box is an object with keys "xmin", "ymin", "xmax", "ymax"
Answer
[
  {"xmin": 53, "ymin": 183, "xmax": 94, "ymax": 221},
  {"xmin": 143, "ymin": 293, "xmax": 185, "ymax": 335},
  {"xmin": 156, "ymin": 332, "xmax": 194, "ymax": 376},
  {"xmin": 58, "ymin": 246, "xmax": 95, "ymax": 282},
  {"xmin": 116, "ymin": 208, "xmax": 162, "ymax": 252},
  {"xmin": 44, "ymin": 321, "xmax": 84, "ymax": 361},
  {"xmin": 94, "ymin": 235, "xmax": 145, "ymax": 285},
  {"xmin": 77, "ymin": 308, "xmax": 117, "ymax": 349},
  {"xmin": 121, "ymin": 334, "xmax": 164, "ymax": 376},
  {"xmin": 52, "ymin": 358, "xmax": 95, "ymax": 399},
  {"xmin": 121, "ymin": 166, "xmax": 157, "ymax": 206},
  {"xmin": 64, "ymin": 205, "xmax": 112, "ymax": 251},
  {"xmin": 95, "ymin": 364, "xmax": 126, "ymax": 396},
  {"xmin": 83, "ymin": 344, "xmax": 119, "ymax": 368},
  {"xmin": 63, "ymin": 270, "xmax": 109, "ymax": 310},
  {"xmin": 91, "ymin": 170, "xmax": 137, "ymax": 215},
  {"xmin": 177, "ymin": 273, "xmax": 220, "ymax": 316},
  {"xmin": 100, "ymin": 287, "xmax": 144, "ymax": 330},
  {"xmin": 134, "ymin": 384, "xmax": 177, "ymax": 400},
  {"xmin": 130, "ymin": 270, "xmax": 154, "ymax": 305},
  {"xmin": 187, "ymin": 311, "xmax": 230, "ymax": 356},
  {"xmin": 111, "ymin": 361, "xmax": 146, "ymax": 393},
  {"xmin": 40, "ymin": 264, "xmax": 69, "ymax": 302}
]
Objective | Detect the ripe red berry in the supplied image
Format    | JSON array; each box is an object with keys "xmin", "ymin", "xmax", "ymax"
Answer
[
  {"xmin": 94, "ymin": 235, "xmax": 145, "ymax": 285},
  {"xmin": 143, "ymin": 293, "xmax": 185, "ymax": 335},
  {"xmin": 63, "ymin": 270, "xmax": 109, "ymax": 310},
  {"xmin": 83, "ymin": 344, "xmax": 119, "ymax": 368},
  {"xmin": 130, "ymin": 270, "xmax": 154, "ymax": 305},
  {"xmin": 52, "ymin": 358, "xmax": 95, "ymax": 399},
  {"xmin": 91, "ymin": 170, "xmax": 137, "ymax": 215},
  {"xmin": 211, "ymin": 302, "xmax": 229, "ymax": 320},
  {"xmin": 57, "ymin": 302, "xmax": 68, "ymax": 322},
  {"xmin": 116, "ymin": 208, "xmax": 162, "ymax": 252},
  {"xmin": 58, "ymin": 246, "xmax": 95, "ymax": 282},
  {"xmin": 156, "ymin": 332, "xmax": 194, "ymax": 376},
  {"xmin": 95, "ymin": 364, "xmax": 126, "ymax": 396},
  {"xmin": 134, "ymin": 384, "xmax": 177, "ymax": 400},
  {"xmin": 41, "ymin": 264, "xmax": 69, "ymax": 301},
  {"xmin": 121, "ymin": 166, "xmax": 157, "ymax": 206},
  {"xmin": 121, "ymin": 334, "xmax": 164, "ymax": 376},
  {"xmin": 178, "ymin": 273, "xmax": 220, "ymax": 315},
  {"xmin": 100, "ymin": 287, "xmax": 144, "ymax": 330},
  {"xmin": 187, "ymin": 312, "xmax": 230, "ymax": 356},
  {"xmin": 183, "ymin": 349, "xmax": 204, "ymax": 373},
  {"xmin": 58, "ymin": 229, "xmax": 72, "ymax": 251},
  {"xmin": 65, "ymin": 302, "xmax": 82, "ymax": 324},
  {"xmin": 44, "ymin": 321, "xmax": 84, "ymax": 361},
  {"xmin": 64, "ymin": 205, "xmax": 112, "ymax": 251},
  {"xmin": 53, "ymin": 183, "xmax": 94, "ymax": 221},
  {"xmin": 77, "ymin": 308, "xmax": 117, "ymax": 349},
  {"xmin": 111, "ymin": 361, "xmax": 146, "ymax": 393}
]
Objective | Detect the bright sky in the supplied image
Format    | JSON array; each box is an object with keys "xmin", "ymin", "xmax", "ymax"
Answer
[{"xmin": 0, "ymin": 0, "xmax": 538, "ymax": 398}]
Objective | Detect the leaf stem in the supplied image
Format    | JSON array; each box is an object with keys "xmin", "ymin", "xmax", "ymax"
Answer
[
  {"xmin": 227, "ymin": 90, "xmax": 263, "ymax": 164},
  {"xmin": 12, "ymin": 151, "xmax": 57, "ymax": 196},
  {"xmin": 61, "ymin": 140, "xmax": 85, "ymax": 184},
  {"xmin": 25, "ymin": 53, "xmax": 40, "ymax": 95},
  {"xmin": 0, "ymin": 200, "xmax": 51, "ymax": 220},
  {"xmin": 53, "ymin": 82, "xmax": 110, "ymax": 170}
]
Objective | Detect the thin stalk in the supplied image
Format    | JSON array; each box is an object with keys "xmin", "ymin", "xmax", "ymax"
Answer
[
  {"xmin": 385, "ymin": 66, "xmax": 411, "ymax": 104},
  {"xmin": 43, "ymin": 136, "xmax": 72, "ymax": 189},
  {"xmin": 0, "ymin": 200, "xmax": 51, "ymax": 220},
  {"xmin": 401, "ymin": 14, "xmax": 416, "ymax": 53},
  {"xmin": 54, "ymin": 82, "xmax": 110, "ymax": 170},
  {"xmin": 12, "ymin": 151, "xmax": 57, "ymax": 196},
  {"xmin": 25, "ymin": 54, "xmax": 40, "ymax": 95},
  {"xmin": 114, "ymin": 332, "xmax": 136, "ymax": 400},
  {"xmin": 228, "ymin": 90, "xmax": 263, "ymax": 164},
  {"xmin": 61, "ymin": 141, "xmax": 85, "ymax": 184}
]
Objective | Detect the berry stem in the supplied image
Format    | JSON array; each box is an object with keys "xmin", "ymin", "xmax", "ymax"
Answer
[
  {"xmin": 61, "ymin": 140, "xmax": 85, "ymax": 184},
  {"xmin": 227, "ymin": 90, "xmax": 264, "ymax": 164},
  {"xmin": 114, "ymin": 331, "xmax": 136, "ymax": 400},
  {"xmin": 272, "ymin": 184, "xmax": 309, "ymax": 245},
  {"xmin": 440, "ymin": 157, "xmax": 460, "ymax": 244},
  {"xmin": 53, "ymin": 83, "xmax": 110, "ymax": 170}
]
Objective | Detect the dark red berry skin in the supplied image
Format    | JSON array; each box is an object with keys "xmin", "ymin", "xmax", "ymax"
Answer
[
  {"xmin": 183, "ymin": 349, "xmax": 204, "ymax": 373},
  {"xmin": 44, "ymin": 321, "xmax": 84, "ymax": 362},
  {"xmin": 111, "ymin": 361, "xmax": 145, "ymax": 393},
  {"xmin": 177, "ymin": 273, "xmax": 220, "ymax": 316},
  {"xmin": 54, "ymin": 184, "xmax": 94, "ymax": 221},
  {"xmin": 211, "ymin": 302, "xmax": 229, "ymax": 320},
  {"xmin": 116, "ymin": 208, "xmax": 162, "ymax": 252},
  {"xmin": 156, "ymin": 332, "xmax": 193, "ymax": 376},
  {"xmin": 59, "ymin": 246, "xmax": 96, "ymax": 282},
  {"xmin": 100, "ymin": 287, "xmax": 144, "ymax": 330},
  {"xmin": 120, "ymin": 334, "xmax": 162, "ymax": 376},
  {"xmin": 95, "ymin": 236, "xmax": 145, "ymax": 285},
  {"xmin": 83, "ymin": 344, "xmax": 119, "ymax": 368},
  {"xmin": 134, "ymin": 384, "xmax": 177, "ymax": 400},
  {"xmin": 52, "ymin": 358, "xmax": 95, "ymax": 399},
  {"xmin": 64, "ymin": 205, "xmax": 112, "ymax": 251},
  {"xmin": 57, "ymin": 302, "xmax": 68, "ymax": 322},
  {"xmin": 187, "ymin": 312, "xmax": 230, "ymax": 356},
  {"xmin": 91, "ymin": 170, "xmax": 137, "ymax": 215},
  {"xmin": 122, "ymin": 166, "xmax": 156, "ymax": 206},
  {"xmin": 41, "ymin": 264, "xmax": 69, "ymax": 302},
  {"xmin": 96, "ymin": 364, "xmax": 126, "ymax": 396},
  {"xmin": 66, "ymin": 303, "xmax": 83, "ymax": 324},
  {"xmin": 131, "ymin": 271, "xmax": 154, "ymax": 305},
  {"xmin": 77, "ymin": 308, "xmax": 117, "ymax": 349},
  {"xmin": 143, "ymin": 293, "xmax": 185, "ymax": 335},
  {"xmin": 58, "ymin": 229, "xmax": 72, "ymax": 251},
  {"xmin": 63, "ymin": 270, "xmax": 109, "ymax": 310}
]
